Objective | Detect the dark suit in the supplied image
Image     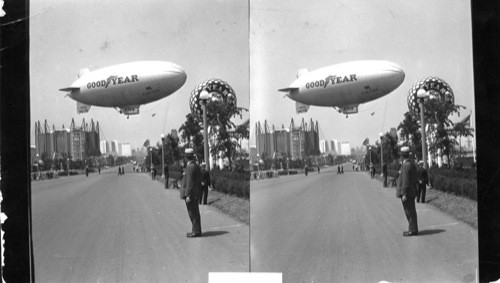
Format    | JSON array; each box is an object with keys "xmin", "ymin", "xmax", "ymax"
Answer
[
  {"xmin": 416, "ymin": 166, "xmax": 428, "ymax": 203},
  {"xmin": 199, "ymin": 168, "xmax": 211, "ymax": 205},
  {"xmin": 180, "ymin": 161, "xmax": 202, "ymax": 234},
  {"xmin": 396, "ymin": 159, "xmax": 418, "ymax": 233}
]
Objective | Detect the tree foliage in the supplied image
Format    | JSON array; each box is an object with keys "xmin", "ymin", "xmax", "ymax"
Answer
[
  {"xmin": 397, "ymin": 111, "xmax": 421, "ymax": 156},
  {"xmin": 423, "ymin": 98, "xmax": 466, "ymax": 162},
  {"xmin": 178, "ymin": 113, "xmax": 204, "ymax": 160},
  {"xmin": 205, "ymin": 99, "xmax": 248, "ymax": 168},
  {"xmin": 380, "ymin": 132, "xmax": 399, "ymax": 164}
]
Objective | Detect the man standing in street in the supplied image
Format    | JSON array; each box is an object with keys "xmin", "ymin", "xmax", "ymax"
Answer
[
  {"xmin": 180, "ymin": 148, "xmax": 202, "ymax": 238},
  {"xmin": 199, "ymin": 163, "xmax": 211, "ymax": 205},
  {"xmin": 416, "ymin": 161, "xmax": 428, "ymax": 203},
  {"xmin": 396, "ymin": 146, "xmax": 418, "ymax": 236}
]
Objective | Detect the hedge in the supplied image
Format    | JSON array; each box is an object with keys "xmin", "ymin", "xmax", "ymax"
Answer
[
  {"xmin": 431, "ymin": 175, "xmax": 477, "ymax": 201},
  {"xmin": 428, "ymin": 166, "xmax": 476, "ymax": 181},
  {"xmin": 210, "ymin": 170, "xmax": 249, "ymax": 199}
]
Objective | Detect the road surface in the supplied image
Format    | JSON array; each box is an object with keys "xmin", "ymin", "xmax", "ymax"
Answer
[
  {"xmin": 251, "ymin": 164, "xmax": 477, "ymax": 283},
  {"xmin": 32, "ymin": 165, "xmax": 248, "ymax": 283}
]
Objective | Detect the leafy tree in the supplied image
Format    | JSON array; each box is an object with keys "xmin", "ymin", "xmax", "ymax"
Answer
[
  {"xmin": 380, "ymin": 132, "xmax": 399, "ymax": 164},
  {"xmin": 107, "ymin": 154, "xmax": 114, "ymax": 167},
  {"xmin": 179, "ymin": 113, "xmax": 204, "ymax": 160},
  {"xmin": 161, "ymin": 133, "xmax": 181, "ymax": 165},
  {"xmin": 233, "ymin": 119, "xmax": 250, "ymax": 149},
  {"xmin": 326, "ymin": 154, "xmax": 334, "ymax": 165},
  {"xmin": 205, "ymin": 99, "xmax": 248, "ymax": 169},
  {"xmin": 423, "ymin": 98, "xmax": 466, "ymax": 164},
  {"xmin": 397, "ymin": 111, "xmax": 421, "ymax": 156}
]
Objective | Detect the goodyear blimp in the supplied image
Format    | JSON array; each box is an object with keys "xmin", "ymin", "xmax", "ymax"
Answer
[
  {"xmin": 278, "ymin": 60, "xmax": 405, "ymax": 117},
  {"xmin": 60, "ymin": 61, "xmax": 187, "ymax": 118}
]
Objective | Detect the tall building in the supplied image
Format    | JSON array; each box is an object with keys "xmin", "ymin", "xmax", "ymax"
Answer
[
  {"xmin": 255, "ymin": 118, "xmax": 319, "ymax": 161},
  {"xmin": 34, "ymin": 118, "xmax": 101, "ymax": 161},
  {"xmin": 331, "ymin": 139, "xmax": 339, "ymax": 154},
  {"xmin": 53, "ymin": 129, "xmax": 71, "ymax": 157},
  {"xmin": 319, "ymin": 139, "xmax": 329, "ymax": 153},
  {"xmin": 255, "ymin": 120, "xmax": 273, "ymax": 159},
  {"xmin": 111, "ymin": 140, "xmax": 119, "ymax": 154},
  {"xmin": 100, "ymin": 140, "xmax": 109, "ymax": 155},
  {"xmin": 34, "ymin": 120, "xmax": 55, "ymax": 158},
  {"xmin": 273, "ymin": 126, "xmax": 290, "ymax": 157},
  {"xmin": 70, "ymin": 129, "xmax": 86, "ymax": 160},
  {"xmin": 120, "ymin": 143, "xmax": 132, "ymax": 157},
  {"xmin": 339, "ymin": 141, "xmax": 351, "ymax": 156}
]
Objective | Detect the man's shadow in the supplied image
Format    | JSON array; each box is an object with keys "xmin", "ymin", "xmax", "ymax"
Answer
[
  {"xmin": 417, "ymin": 229, "xmax": 445, "ymax": 236},
  {"xmin": 202, "ymin": 231, "xmax": 229, "ymax": 237}
]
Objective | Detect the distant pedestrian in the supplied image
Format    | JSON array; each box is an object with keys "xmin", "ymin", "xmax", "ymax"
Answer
[
  {"xmin": 382, "ymin": 163, "xmax": 388, "ymax": 187},
  {"xmin": 396, "ymin": 146, "xmax": 418, "ymax": 236},
  {"xmin": 199, "ymin": 163, "xmax": 210, "ymax": 205},
  {"xmin": 98, "ymin": 166, "xmax": 101, "ymax": 174},
  {"xmin": 151, "ymin": 166, "xmax": 156, "ymax": 180},
  {"xmin": 164, "ymin": 163, "xmax": 170, "ymax": 189},
  {"xmin": 305, "ymin": 165, "xmax": 308, "ymax": 176},
  {"xmin": 121, "ymin": 166, "xmax": 125, "ymax": 175},
  {"xmin": 370, "ymin": 163, "xmax": 375, "ymax": 178},
  {"xmin": 416, "ymin": 161, "xmax": 428, "ymax": 203},
  {"xmin": 337, "ymin": 165, "xmax": 340, "ymax": 174},
  {"xmin": 85, "ymin": 166, "xmax": 89, "ymax": 177},
  {"xmin": 180, "ymin": 148, "xmax": 202, "ymax": 238},
  {"xmin": 341, "ymin": 165, "xmax": 344, "ymax": 174},
  {"xmin": 118, "ymin": 166, "xmax": 121, "ymax": 175},
  {"xmin": 318, "ymin": 166, "xmax": 320, "ymax": 174}
]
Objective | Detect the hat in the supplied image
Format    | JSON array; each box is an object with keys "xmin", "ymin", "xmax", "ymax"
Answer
[{"xmin": 184, "ymin": 148, "xmax": 195, "ymax": 156}]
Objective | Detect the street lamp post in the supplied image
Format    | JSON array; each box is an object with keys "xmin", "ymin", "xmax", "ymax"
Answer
[
  {"xmin": 161, "ymin": 134, "xmax": 165, "ymax": 178},
  {"xmin": 149, "ymin": 147, "xmax": 153, "ymax": 172},
  {"xmin": 368, "ymin": 146, "xmax": 372, "ymax": 164},
  {"xmin": 417, "ymin": 88, "xmax": 429, "ymax": 169},
  {"xmin": 379, "ymin": 132, "xmax": 384, "ymax": 175},
  {"xmin": 200, "ymin": 90, "xmax": 211, "ymax": 172}
]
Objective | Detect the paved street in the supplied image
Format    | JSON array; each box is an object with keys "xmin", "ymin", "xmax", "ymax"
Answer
[
  {"xmin": 32, "ymin": 165, "xmax": 248, "ymax": 283},
  {"xmin": 251, "ymin": 164, "xmax": 478, "ymax": 283}
]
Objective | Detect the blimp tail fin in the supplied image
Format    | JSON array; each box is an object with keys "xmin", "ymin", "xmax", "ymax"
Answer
[
  {"xmin": 296, "ymin": 102, "xmax": 310, "ymax": 114},
  {"xmin": 297, "ymin": 68, "xmax": 308, "ymax": 78},
  {"xmin": 77, "ymin": 101, "xmax": 91, "ymax": 114},
  {"xmin": 278, "ymin": 87, "xmax": 299, "ymax": 93},
  {"xmin": 59, "ymin": 87, "xmax": 80, "ymax": 92}
]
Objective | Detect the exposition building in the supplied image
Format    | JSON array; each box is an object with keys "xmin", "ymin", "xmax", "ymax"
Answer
[
  {"xmin": 255, "ymin": 118, "xmax": 320, "ymax": 161},
  {"xmin": 34, "ymin": 118, "xmax": 101, "ymax": 161}
]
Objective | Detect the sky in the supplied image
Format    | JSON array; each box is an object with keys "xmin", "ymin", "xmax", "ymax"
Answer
[
  {"xmin": 30, "ymin": 0, "xmax": 249, "ymax": 150},
  {"xmin": 29, "ymin": 1, "xmax": 475, "ymax": 151},
  {"xmin": 249, "ymin": 0, "xmax": 475, "ymax": 149}
]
